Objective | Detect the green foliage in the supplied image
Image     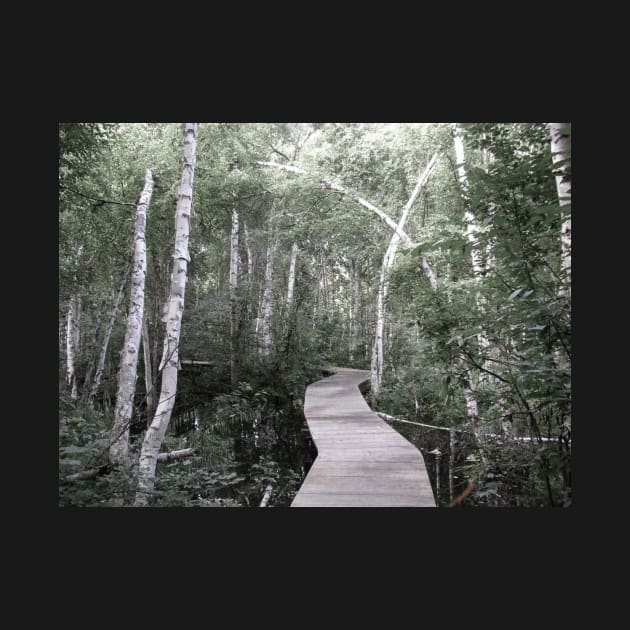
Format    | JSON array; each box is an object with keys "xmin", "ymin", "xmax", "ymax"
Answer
[
  {"xmin": 58, "ymin": 405, "xmax": 140, "ymax": 507},
  {"xmin": 59, "ymin": 123, "xmax": 118, "ymax": 189},
  {"xmin": 378, "ymin": 122, "xmax": 570, "ymax": 507}
]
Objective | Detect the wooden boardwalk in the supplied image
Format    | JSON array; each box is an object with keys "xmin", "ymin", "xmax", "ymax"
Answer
[{"xmin": 291, "ymin": 367, "xmax": 436, "ymax": 507}]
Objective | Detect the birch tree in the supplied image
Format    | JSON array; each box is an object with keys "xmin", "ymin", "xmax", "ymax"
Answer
[
  {"xmin": 258, "ymin": 230, "xmax": 275, "ymax": 356},
  {"xmin": 349, "ymin": 260, "xmax": 360, "ymax": 363},
  {"xmin": 109, "ymin": 169, "xmax": 154, "ymax": 466},
  {"xmin": 66, "ymin": 294, "xmax": 80, "ymax": 400},
  {"xmin": 243, "ymin": 221, "xmax": 254, "ymax": 283},
  {"xmin": 286, "ymin": 241, "xmax": 298, "ymax": 313},
  {"xmin": 256, "ymin": 201, "xmax": 277, "ymax": 357},
  {"xmin": 453, "ymin": 123, "xmax": 490, "ymax": 400},
  {"xmin": 136, "ymin": 123, "xmax": 197, "ymax": 506},
  {"xmin": 229, "ymin": 205, "xmax": 240, "ymax": 386},
  {"xmin": 371, "ymin": 154, "xmax": 438, "ymax": 398},
  {"xmin": 453, "ymin": 124, "xmax": 484, "ymax": 276},
  {"xmin": 549, "ymin": 123, "xmax": 571, "ymax": 297}
]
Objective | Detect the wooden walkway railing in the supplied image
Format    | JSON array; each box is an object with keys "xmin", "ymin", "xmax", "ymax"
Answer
[{"xmin": 291, "ymin": 367, "xmax": 435, "ymax": 507}]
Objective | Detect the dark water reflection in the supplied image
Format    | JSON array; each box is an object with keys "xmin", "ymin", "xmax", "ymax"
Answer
[{"xmin": 169, "ymin": 400, "xmax": 317, "ymax": 507}]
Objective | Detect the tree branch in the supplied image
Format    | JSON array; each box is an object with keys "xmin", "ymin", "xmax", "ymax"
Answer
[
  {"xmin": 256, "ymin": 160, "xmax": 416, "ymax": 244},
  {"xmin": 60, "ymin": 185, "xmax": 136, "ymax": 207},
  {"xmin": 269, "ymin": 146, "xmax": 291, "ymax": 162},
  {"xmin": 63, "ymin": 448, "xmax": 199, "ymax": 482}
]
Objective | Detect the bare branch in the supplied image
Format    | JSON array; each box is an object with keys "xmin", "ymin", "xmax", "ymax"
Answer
[
  {"xmin": 60, "ymin": 184, "xmax": 136, "ymax": 207},
  {"xmin": 269, "ymin": 145, "xmax": 291, "ymax": 162},
  {"xmin": 256, "ymin": 160, "xmax": 415, "ymax": 244}
]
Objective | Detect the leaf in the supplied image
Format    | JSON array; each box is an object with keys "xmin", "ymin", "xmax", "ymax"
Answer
[
  {"xmin": 529, "ymin": 325, "xmax": 546, "ymax": 331},
  {"xmin": 509, "ymin": 288, "xmax": 522, "ymax": 300}
]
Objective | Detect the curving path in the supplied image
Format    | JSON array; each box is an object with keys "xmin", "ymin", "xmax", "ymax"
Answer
[{"xmin": 291, "ymin": 367, "xmax": 436, "ymax": 507}]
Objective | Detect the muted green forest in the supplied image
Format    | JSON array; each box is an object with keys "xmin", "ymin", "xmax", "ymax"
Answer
[{"xmin": 58, "ymin": 122, "xmax": 571, "ymax": 507}]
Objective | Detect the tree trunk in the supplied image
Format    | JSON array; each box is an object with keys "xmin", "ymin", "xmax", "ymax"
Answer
[
  {"xmin": 449, "ymin": 428, "xmax": 455, "ymax": 504},
  {"xmin": 286, "ymin": 241, "xmax": 298, "ymax": 313},
  {"xmin": 434, "ymin": 451, "xmax": 441, "ymax": 504},
  {"xmin": 87, "ymin": 267, "xmax": 129, "ymax": 409},
  {"xmin": 454, "ymin": 124, "xmax": 485, "ymax": 276},
  {"xmin": 141, "ymin": 311, "xmax": 154, "ymax": 422},
  {"xmin": 243, "ymin": 221, "xmax": 254, "ymax": 283},
  {"xmin": 66, "ymin": 294, "xmax": 79, "ymax": 400},
  {"xmin": 109, "ymin": 169, "xmax": 154, "ymax": 467},
  {"xmin": 371, "ymin": 154, "xmax": 438, "ymax": 399},
  {"xmin": 549, "ymin": 123, "xmax": 571, "ymax": 296},
  {"xmin": 454, "ymin": 124, "xmax": 491, "ymax": 410},
  {"xmin": 229, "ymin": 205, "xmax": 240, "ymax": 387},
  {"xmin": 258, "ymin": 228, "xmax": 275, "ymax": 357},
  {"xmin": 349, "ymin": 260, "xmax": 360, "ymax": 362},
  {"xmin": 65, "ymin": 448, "xmax": 199, "ymax": 482},
  {"xmin": 454, "ymin": 123, "xmax": 489, "ymax": 350},
  {"xmin": 136, "ymin": 123, "xmax": 197, "ymax": 506}
]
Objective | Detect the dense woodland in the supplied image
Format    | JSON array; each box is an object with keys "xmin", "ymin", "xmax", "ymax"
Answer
[{"xmin": 58, "ymin": 122, "xmax": 571, "ymax": 507}]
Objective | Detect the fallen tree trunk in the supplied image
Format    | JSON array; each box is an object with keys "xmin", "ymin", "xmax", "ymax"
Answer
[
  {"xmin": 156, "ymin": 447, "xmax": 199, "ymax": 463},
  {"xmin": 65, "ymin": 464, "xmax": 112, "ymax": 482},
  {"xmin": 259, "ymin": 484, "xmax": 273, "ymax": 507},
  {"xmin": 64, "ymin": 448, "xmax": 199, "ymax": 482}
]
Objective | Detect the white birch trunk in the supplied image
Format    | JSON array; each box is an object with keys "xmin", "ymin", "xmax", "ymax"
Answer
[
  {"xmin": 141, "ymin": 312, "xmax": 154, "ymax": 419},
  {"xmin": 286, "ymin": 241, "xmax": 298, "ymax": 312},
  {"xmin": 66, "ymin": 295, "xmax": 79, "ymax": 399},
  {"xmin": 87, "ymin": 268, "xmax": 129, "ymax": 409},
  {"xmin": 549, "ymin": 123, "xmax": 571, "ymax": 296},
  {"xmin": 349, "ymin": 261, "xmax": 360, "ymax": 361},
  {"xmin": 109, "ymin": 169, "xmax": 154, "ymax": 466},
  {"xmin": 449, "ymin": 428, "xmax": 455, "ymax": 503},
  {"xmin": 453, "ymin": 124, "xmax": 484, "ymax": 276},
  {"xmin": 73, "ymin": 296, "xmax": 82, "ymax": 355},
  {"xmin": 371, "ymin": 154, "xmax": 438, "ymax": 398},
  {"xmin": 243, "ymin": 221, "xmax": 254, "ymax": 283},
  {"xmin": 136, "ymin": 124, "xmax": 197, "ymax": 506},
  {"xmin": 229, "ymin": 205, "xmax": 240, "ymax": 387},
  {"xmin": 454, "ymin": 124, "xmax": 491, "ymax": 405},
  {"xmin": 259, "ymin": 232, "xmax": 275, "ymax": 357}
]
